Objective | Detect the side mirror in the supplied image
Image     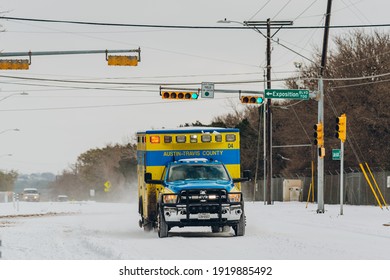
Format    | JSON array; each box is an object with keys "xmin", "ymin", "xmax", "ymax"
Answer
[
  {"xmin": 243, "ymin": 170, "xmax": 252, "ymax": 181},
  {"xmin": 144, "ymin": 172, "xmax": 164, "ymax": 185},
  {"xmin": 145, "ymin": 172, "xmax": 152, "ymax": 182},
  {"xmin": 232, "ymin": 170, "xmax": 252, "ymax": 183}
]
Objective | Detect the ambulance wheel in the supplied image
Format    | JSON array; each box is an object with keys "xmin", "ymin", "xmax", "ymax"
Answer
[
  {"xmin": 211, "ymin": 226, "xmax": 221, "ymax": 233},
  {"xmin": 234, "ymin": 211, "xmax": 245, "ymax": 236},
  {"xmin": 157, "ymin": 208, "xmax": 169, "ymax": 238},
  {"xmin": 143, "ymin": 222, "xmax": 153, "ymax": 232}
]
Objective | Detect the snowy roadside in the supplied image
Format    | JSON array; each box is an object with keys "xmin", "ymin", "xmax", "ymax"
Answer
[
  {"xmin": 0, "ymin": 201, "xmax": 94, "ymax": 218},
  {"xmin": 1, "ymin": 201, "xmax": 390, "ymax": 260}
]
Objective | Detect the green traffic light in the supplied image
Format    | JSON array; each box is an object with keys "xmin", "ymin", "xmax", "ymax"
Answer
[
  {"xmin": 256, "ymin": 97, "xmax": 264, "ymax": 103},
  {"xmin": 191, "ymin": 92, "xmax": 199, "ymax": 99}
]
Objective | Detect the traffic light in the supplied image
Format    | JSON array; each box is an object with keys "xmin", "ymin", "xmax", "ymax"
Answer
[
  {"xmin": 313, "ymin": 122, "xmax": 324, "ymax": 146},
  {"xmin": 0, "ymin": 59, "xmax": 29, "ymax": 70},
  {"xmin": 161, "ymin": 91, "xmax": 199, "ymax": 100},
  {"xmin": 107, "ymin": 55, "xmax": 138, "ymax": 66},
  {"xmin": 240, "ymin": 95, "xmax": 264, "ymax": 104},
  {"xmin": 335, "ymin": 113, "xmax": 347, "ymax": 142}
]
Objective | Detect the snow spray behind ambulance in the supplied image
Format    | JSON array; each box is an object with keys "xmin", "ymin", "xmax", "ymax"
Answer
[{"xmin": 136, "ymin": 127, "xmax": 250, "ymax": 237}]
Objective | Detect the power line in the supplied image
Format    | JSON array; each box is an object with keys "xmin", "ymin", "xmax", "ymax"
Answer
[
  {"xmin": 1, "ymin": 16, "xmax": 390, "ymax": 30},
  {"xmin": 2, "ymin": 70, "xmax": 390, "ymax": 90},
  {"xmin": 246, "ymin": 0, "xmax": 271, "ymax": 21},
  {"xmin": 0, "ymin": 73, "xmax": 268, "ymax": 86},
  {"xmin": 0, "ymin": 96, "xmax": 235, "ymax": 112}
]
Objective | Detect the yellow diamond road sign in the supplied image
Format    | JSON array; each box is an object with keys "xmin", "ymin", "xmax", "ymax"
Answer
[{"xmin": 104, "ymin": 181, "xmax": 112, "ymax": 192}]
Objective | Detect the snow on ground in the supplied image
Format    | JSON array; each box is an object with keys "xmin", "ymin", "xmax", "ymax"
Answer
[{"xmin": 1, "ymin": 200, "xmax": 390, "ymax": 260}]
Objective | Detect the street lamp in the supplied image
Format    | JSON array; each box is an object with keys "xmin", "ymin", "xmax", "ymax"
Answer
[
  {"xmin": 294, "ymin": 62, "xmax": 303, "ymax": 89},
  {"xmin": 0, "ymin": 153, "xmax": 13, "ymax": 157},
  {"xmin": 0, "ymin": 128, "xmax": 20, "ymax": 135}
]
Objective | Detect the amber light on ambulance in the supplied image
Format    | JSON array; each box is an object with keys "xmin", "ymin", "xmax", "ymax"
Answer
[
  {"xmin": 163, "ymin": 194, "xmax": 178, "ymax": 203},
  {"xmin": 150, "ymin": 136, "xmax": 160, "ymax": 144},
  {"xmin": 228, "ymin": 193, "xmax": 241, "ymax": 202}
]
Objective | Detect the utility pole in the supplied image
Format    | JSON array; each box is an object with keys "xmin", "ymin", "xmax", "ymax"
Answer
[
  {"xmin": 244, "ymin": 19, "xmax": 293, "ymax": 205},
  {"xmin": 317, "ymin": 0, "xmax": 333, "ymax": 213},
  {"xmin": 266, "ymin": 18, "xmax": 273, "ymax": 205}
]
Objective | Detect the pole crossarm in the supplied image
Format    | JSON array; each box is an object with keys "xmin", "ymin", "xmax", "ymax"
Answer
[{"xmin": 243, "ymin": 20, "xmax": 293, "ymax": 26}]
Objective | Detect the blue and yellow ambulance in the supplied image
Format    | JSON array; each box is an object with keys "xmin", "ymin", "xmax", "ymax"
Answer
[{"xmin": 137, "ymin": 127, "xmax": 250, "ymax": 237}]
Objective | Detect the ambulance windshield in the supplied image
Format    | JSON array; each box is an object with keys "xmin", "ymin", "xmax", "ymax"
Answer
[{"xmin": 167, "ymin": 164, "xmax": 230, "ymax": 182}]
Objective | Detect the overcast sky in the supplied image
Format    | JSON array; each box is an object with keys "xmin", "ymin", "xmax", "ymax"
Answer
[{"xmin": 0, "ymin": 0, "xmax": 389, "ymax": 174}]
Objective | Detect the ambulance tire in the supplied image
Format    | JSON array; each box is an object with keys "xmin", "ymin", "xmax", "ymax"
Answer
[
  {"xmin": 211, "ymin": 226, "xmax": 221, "ymax": 233},
  {"xmin": 144, "ymin": 222, "xmax": 153, "ymax": 232},
  {"xmin": 234, "ymin": 210, "xmax": 245, "ymax": 236},
  {"xmin": 158, "ymin": 207, "xmax": 169, "ymax": 238}
]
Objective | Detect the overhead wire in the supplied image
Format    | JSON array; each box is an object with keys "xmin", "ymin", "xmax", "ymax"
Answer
[
  {"xmin": 1, "ymin": 16, "xmax": 390, "ymax": 30},
  {"xmin": 272, "ymin": 0, "xmax": 293, "ymax": 20},
  {"xmin": 247, "ymin": 0, "xmax": 271, "ymax": 21}
]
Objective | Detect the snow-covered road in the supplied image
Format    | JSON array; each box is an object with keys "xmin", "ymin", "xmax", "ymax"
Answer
[{"xmin": 1, "ymin": 201, "xmax": 390, "ymax": 260}]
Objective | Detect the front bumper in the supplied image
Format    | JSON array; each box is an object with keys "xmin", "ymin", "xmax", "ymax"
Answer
[
  {"xmin": 160, "ymin": 190, "xmax": 244, "ymax": 227},
  {"xmin": 163, "ymin": 204, "xmax": 243, "ymax": 226},
  {"xmin": 23, "ymin": 196, "xmax": 39, "ymax": 202}
]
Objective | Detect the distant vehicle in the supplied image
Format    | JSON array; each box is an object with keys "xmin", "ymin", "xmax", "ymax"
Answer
[
  {"xmin": 22, "ymin": 188, "xmax": 40, "ymax": 202},
  {"xmin": 56, "ymin": 195, "xmax": 69, "ymax": 202}
]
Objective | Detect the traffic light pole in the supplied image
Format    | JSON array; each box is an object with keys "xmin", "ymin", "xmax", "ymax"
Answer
[
  {"xmin": 317, "ymin": 0, "xmax": 333, "ymax": 214},
  {"xmin": 317, "ymin": 78, "xmax": 325, "ymax": 213},
  {"xmin": 244, "ymin": 19, "xmax": 293, "ymax": 205}
]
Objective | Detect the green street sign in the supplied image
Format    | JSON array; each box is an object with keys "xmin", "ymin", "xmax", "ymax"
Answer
[
  {"xmin": 264, "ymin": 89, "xmax": 309, "ymax": 100},
  {"xmin": 332, "ymin": 149, "xmax": 341, "ymax": 160}
]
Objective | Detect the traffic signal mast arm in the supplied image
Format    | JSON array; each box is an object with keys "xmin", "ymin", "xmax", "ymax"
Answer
[
  {"xmin": 159, "ymin": 87, "xmax": 265, "ymax": 101},
  {"xmin": 0, "ymin": 48, "xmax": 141, "ymax": 69},
  {"xmin": 159, "ymin": 87, "xmax": 319, "ymax": 100}
]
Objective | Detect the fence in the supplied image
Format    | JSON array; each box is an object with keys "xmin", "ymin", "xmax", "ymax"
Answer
[{"xmin": 242, "ymin": 170, "xmax": 390, "ymax": 206}]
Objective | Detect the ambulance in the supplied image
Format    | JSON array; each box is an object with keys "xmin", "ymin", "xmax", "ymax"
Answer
[{"xmin": 136, "ymin": 127, "xmax": 250, "ymax": 237}]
